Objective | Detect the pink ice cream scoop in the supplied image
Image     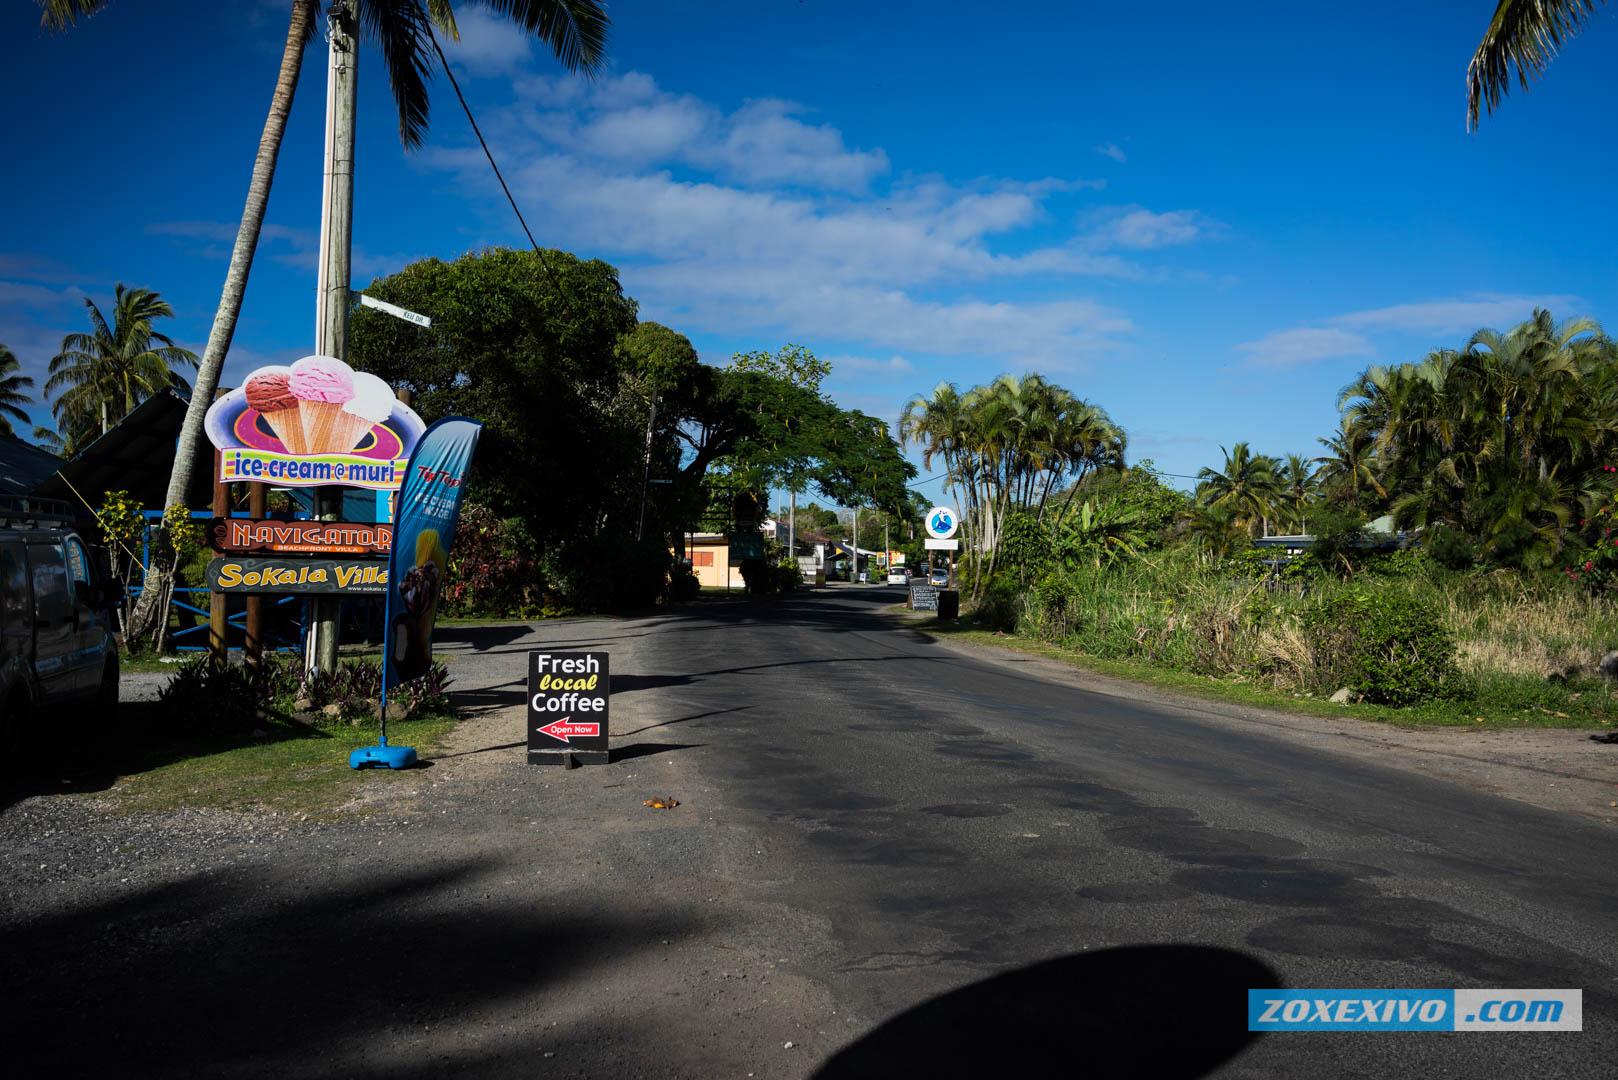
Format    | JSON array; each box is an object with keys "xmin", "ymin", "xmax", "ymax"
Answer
[{"xmin": 287, "ymin": 355, "xmax": 355, "ymax": 403}]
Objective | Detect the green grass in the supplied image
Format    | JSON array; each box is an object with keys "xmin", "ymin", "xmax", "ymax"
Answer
[
  {"xmin": 78, "ymin": 709, "xmax": 457, "ymax": 817},
  {"xmin": 912, "ymin": 609, "xmax": 1618, "ymax": 731}
]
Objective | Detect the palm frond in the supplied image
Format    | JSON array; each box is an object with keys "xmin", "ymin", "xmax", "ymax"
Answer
[
  {"xmin": 359, "ymin": 0, "xmax": 436, "ymax": 149},
  {"xmin": 1467, "ymin": 1, "xmax": 1605, "ymax": 131},
  {"xmin": 477, "ymin": 0, "xmax": 609, "ymax": 77}
]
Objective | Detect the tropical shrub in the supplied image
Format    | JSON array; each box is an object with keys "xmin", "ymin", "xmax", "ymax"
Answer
[
  {"xmin": 440, "ymin": 503, "xmax": 541, "ymax": 617},
  {"xmin": 158, "ymin": 655, "xmax": 455, "ymax": 732},
  {"xmin": 1299, "ymin": 592, "xmax": 1459, "ymax": 705}
]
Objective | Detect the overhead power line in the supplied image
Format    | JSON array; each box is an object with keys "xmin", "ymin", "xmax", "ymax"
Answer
[{"xmin": 428, "ymin": 30, "xmax": 573, "ymax": 306}]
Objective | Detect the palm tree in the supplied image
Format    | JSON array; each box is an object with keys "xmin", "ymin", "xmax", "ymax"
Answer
[
  {"xmin": 1315, "ymin": 421, "xmax": 1386, "ymax": 502},
  {"xmin": 44, "ymin": 0, "xmax": 611, "ymax": 647},
  {"xmin": 46, "ymin": 285, "xmax": 197, "ymax": 438},
  {"xmin": 1467, "ymin": 1, "xmax": 1607, "ymax": 131},
  {"xmin": 1277, "ymin": 453, "xmax": 1319, "ymax": 534},
  {"xmin": 0, "ymin": 345, "xmax": 37, "ymax": 438},
  {"xmin": 1196, "ymin": 443, "xmax": 1282, "ymax": 536}
]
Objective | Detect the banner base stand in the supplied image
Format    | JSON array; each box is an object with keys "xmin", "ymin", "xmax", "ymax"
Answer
[
  {"xmin": 350, "ymin": 744, "xmax": 418, "ymax": 770},
  {"xmin": 528, "ymin": 750, "xmax": 609, "ymax": 767}
]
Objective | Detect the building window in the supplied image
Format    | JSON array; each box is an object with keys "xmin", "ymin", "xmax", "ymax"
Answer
[{"xmin": 693, "ymin": 551, "xmax": 714, "ymax": 567}]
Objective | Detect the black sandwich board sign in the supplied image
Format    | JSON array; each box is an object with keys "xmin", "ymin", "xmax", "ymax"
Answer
[
  {"xmin": 527, "ymin": 651, "xmax": 610, "ymax": 765},
  {"xmin": 910, "ymin": 583, "xmax": 939, "ymax": 611}
]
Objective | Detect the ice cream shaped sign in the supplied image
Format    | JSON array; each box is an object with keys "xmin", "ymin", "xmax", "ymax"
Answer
[{"xmin": 204, "ymin": 355, "xmax": 425, "ymax": 491}]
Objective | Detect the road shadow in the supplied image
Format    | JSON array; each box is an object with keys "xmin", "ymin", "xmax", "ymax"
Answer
[
  {"xmin": 812, "ymin": 944, "xmax": 1275, "ymax": 1079},
  {"xmin": 5, "ymin": 858, "xmax": 694, "ymax": 1077},
  {"xmin": 610, "ymin": 741, "xmax": 702, "ymax": 762},
  {"xmin": 433, "ymin": 623, "xmax": 535, "ymax": 649}
]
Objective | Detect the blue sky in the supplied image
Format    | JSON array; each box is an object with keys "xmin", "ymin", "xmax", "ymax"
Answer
[{"xmin": 3, "ymin": 1, "xmax": 1615, "ymax": 504}]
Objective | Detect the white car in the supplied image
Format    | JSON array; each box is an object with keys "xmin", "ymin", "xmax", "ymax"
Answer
[{"xmin": 886, "ymin": 567, "xmax": 910, "ymax": 585}]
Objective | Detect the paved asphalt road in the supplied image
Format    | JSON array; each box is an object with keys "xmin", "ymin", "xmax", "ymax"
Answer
[
  {"xmin": 614, "ymin": 585, "xmax": 1616, "ymax": 1077},
  {"xmin": 6, "ymin": 584, "xmax": 1615, "ymax": 1078}
]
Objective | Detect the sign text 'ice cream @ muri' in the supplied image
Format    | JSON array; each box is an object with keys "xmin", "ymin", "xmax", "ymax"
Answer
[{"xmin": 203, "ymin": 355, "xmax": 425, "ymax": 491}]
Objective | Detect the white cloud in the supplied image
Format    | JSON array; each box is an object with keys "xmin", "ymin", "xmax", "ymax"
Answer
[
  {"xmin": 825, "ymin": 353, "xmax": 916, "ymax": 376},
  {"xmin": 1089, "ymin": 206, "xmax": 1217, "ymax": 250},
  {"xmin": 441, "ymin": 7, "xmax": 534, "ymax": 73},
  {"xmin": 1233, "ymin": 327, "xmax": 1373, "ymax": 370},
  {"xmin": 415, "ymin": 70, "xmax": 1223, "ymax": 371},
  {"xmin": 1095, "ymin": 142, "xmax": 1127, "ymax": 163},
  {"xmin": 1332, "ymin": 293, "xmax": 1585, "ymax": 334}
]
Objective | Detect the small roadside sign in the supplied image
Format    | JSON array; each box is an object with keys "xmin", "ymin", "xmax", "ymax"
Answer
[
  {"xmin": 924, "ymin": 538, "xmax": 959, "ymax": 550},
  {"xmin": 358, "ymin": 293, "xmax": 432, "ymax": 328},
  {"xmin": 528, "ymin": 651, "xmax": 609, "ymax": 764},
  {"xmin": 910, "ymin": 583, "xmax": 939, "ymax": 611}
]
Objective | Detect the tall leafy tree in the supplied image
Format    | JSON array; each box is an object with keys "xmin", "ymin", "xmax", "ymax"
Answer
[
  {"xmin": 1336, "ymin": 309, "xmax": 1617, "ymax": 568},
  {"xmin": 0, "ymin": 345, "xmax": 37, "ymax": 438},
  {"xmin": 900, "ymin": 373, "xmax": 1124, "ymax": 596},
  {"xmin": 46, "ymin": 285, "xmax": 196, "ymax": 439},
  {"xmin": 1467, "ymin": 1, "xmax": 1607, "ymax": 130},
  {"xmin": 42, "ymin": 0, "xmax": 612, "ymax": 646}
]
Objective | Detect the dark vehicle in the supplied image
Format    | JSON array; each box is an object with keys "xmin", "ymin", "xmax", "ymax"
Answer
[{"xmin": 0, "ymin": 497, "xmax": 121, "ymax": 731}]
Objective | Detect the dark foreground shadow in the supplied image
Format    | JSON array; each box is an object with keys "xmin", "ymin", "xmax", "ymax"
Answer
[
  {"xmin": 813, "ymin": 945, "xmax": 1276, "ymax": 1079},
  {"xmin": 5, "ymin": 858, "xmax": 695, "ymax": 1077}
]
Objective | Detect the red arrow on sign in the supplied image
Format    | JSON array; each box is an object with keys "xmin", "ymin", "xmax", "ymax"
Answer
[{"xmin": 535, "ymin": 718, "xmax": 600, "ymax": 743}]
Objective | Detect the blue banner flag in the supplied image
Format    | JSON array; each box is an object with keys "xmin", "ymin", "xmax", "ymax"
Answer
[{"xmin": 385, "ymin": 416, "xmax": 482, "ymax": 692}]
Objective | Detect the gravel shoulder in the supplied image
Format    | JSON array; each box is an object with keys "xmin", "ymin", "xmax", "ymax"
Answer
[{"xmin": 5, "ymin": 615, "xmax": 837, "ymax": 1079}]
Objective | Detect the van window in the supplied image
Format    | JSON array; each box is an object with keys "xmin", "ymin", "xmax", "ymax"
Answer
[
  {"xmin": 0, "ymin": 543, "xmax": 27, "ymax": 622},
  {"xmin": 27, "ymin": 542, "xmax": 71, "ymax": 626}
]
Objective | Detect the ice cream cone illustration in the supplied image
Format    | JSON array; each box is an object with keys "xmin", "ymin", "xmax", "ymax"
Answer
[
  {"xmin": 244, "ymin": 366, "xmax": 309, "ymax": 454},
  {"xmin": 287, "ymin": 355, "xmax": 356, "ymax": 454},
  {"xmin": 330, "ymin": 371, "xmax": 395, "ymax": 453}
]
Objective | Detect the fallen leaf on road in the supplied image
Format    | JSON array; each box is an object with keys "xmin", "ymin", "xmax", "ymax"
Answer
[{"xmin": 644, "ymin": 796, "xmax": 679, "ymax": 809}]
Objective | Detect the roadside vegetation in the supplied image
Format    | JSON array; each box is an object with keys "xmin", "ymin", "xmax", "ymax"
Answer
[{"xmin": 904, "ymin": 311, "xmax": 1618, "ymax": 728}]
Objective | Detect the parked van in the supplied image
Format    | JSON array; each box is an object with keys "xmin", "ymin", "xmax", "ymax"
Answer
[{"xmin": 0, "ymin": 497, "xmax": 121, "ymax": 729}]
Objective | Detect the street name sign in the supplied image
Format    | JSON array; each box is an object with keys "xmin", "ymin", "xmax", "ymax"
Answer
[
  {"xmin": 528, "ymin": 651, "xmax": 610, "ymax": 765},
  {"xmin": 358, "ymin": 293, "xmax": 431, "ymax": 327}
]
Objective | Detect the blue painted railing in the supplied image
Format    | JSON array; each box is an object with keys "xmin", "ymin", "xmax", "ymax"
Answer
[{"xmin": 134, "ymin": 510, "xmax": 308, "ymax": 653}]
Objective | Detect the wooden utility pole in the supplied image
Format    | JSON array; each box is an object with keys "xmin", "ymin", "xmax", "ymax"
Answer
[
  {"xmin": 244, "ymin": 481, "xmax": 266, "ymax": 670},
  {"xmin": 208, "ymin": 449, "xmax": 230, "ymax": 663},
  {"xmin": 307, "ymin": 0, "xmax": 357, "ymax": 675}
]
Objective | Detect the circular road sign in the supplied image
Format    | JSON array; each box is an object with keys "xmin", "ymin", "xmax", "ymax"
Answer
[{"xmin": 925, "ymin": 505, "xmax": 959, "ymax": 540}]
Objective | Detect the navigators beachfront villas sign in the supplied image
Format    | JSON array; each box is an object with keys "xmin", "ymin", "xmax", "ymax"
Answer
[
  {"xmin": 204, "ymin": 355, "xmax": 425, "ymax": 491},
  {"xmin": 209, "ymin": 518, "xmax": 393, "ymax": 556}
]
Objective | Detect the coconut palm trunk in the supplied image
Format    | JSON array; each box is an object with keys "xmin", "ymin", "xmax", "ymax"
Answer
[{"xmin": 125, "ymin": 1, "xmax": 316, "ymax": 648}]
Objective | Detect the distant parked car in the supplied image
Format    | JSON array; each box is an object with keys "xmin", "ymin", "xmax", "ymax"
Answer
[
  {"xmin": 928, "ymin": 566, "xmax": 950, "ymax": 586},
  {"xmin": 886, "ymin": 566, "xmax": 909, "ymax": 585}
]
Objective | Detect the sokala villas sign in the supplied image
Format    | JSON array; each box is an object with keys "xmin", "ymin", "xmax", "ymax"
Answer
[
  {"xmin": 206, "ymin": 556, "xmax": 389, "ymax": 595},
  {"xmin": 203, "ymin": 355, "xmax": 425, "ymax": 490}
]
